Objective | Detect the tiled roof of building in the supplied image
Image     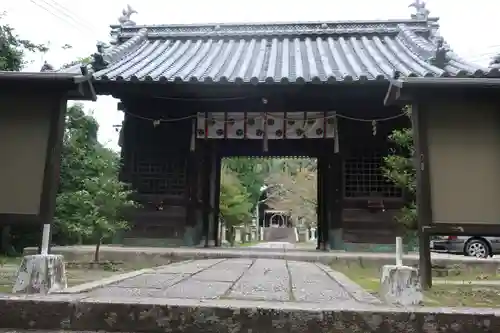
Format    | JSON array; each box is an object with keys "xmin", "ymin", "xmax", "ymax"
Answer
[{"xmin": 65, "ymin": 19, "xmax": 499, "ymax": 84}]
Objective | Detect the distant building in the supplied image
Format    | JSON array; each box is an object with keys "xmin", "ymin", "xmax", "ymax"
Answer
[{"xmin": 263, "ymin": 210, "xmax": 292, "ymax": 228}]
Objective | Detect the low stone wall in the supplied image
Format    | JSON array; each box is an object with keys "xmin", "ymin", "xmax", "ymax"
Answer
[
  {"xmin": 23, "ymin": 246, "xmax": 500, "ymax": 272},
  {"xmin": 0, "ymin": 294, "xmax": 497, "ymax": 333}
]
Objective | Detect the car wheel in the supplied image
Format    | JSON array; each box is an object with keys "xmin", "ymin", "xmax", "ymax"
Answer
[{"xmin": 465, "ymin": 239, "xmax": 490, "ymax": 258}]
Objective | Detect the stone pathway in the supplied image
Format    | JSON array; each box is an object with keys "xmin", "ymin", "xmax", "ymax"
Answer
[
  {"xmin": 1, "ymin": 259, "xmax": 497, "ymax": 332},
  {"xmin": 250, "ymin": 241, "xmax": 295, "ymax": 249},
  {"xmin": 82, "ymin": 258, "xmax": 381, "ymax": 305}
]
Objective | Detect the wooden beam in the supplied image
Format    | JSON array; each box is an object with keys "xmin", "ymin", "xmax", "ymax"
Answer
[
  {"xmin": 411, "ymin": 102, "xmax": 433, "ymax": 289},
  {"xmin": 0, "ymin": 214, "xmax": 41, "ymax": 226},
  {"xmin": 38, "ymin": 97, "xmax": 67, "ymax": 254}
]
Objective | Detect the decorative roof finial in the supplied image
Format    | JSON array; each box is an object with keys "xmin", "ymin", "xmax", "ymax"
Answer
[
  {"xmin": 118, "ymin": 4, "xmax": 138, "ymax": 26},
  {"xmin": 40, "ymin": 60, "xmax": 54, "ymax": 72},
  {"xmin": 430, "ymin": 38, "xmax": 449, "ymax": 69},
  {"xmin": 91, "ymin": 42, "xmax": 110, "ymax": 71},
  {"xmin": 409, "ymin": 0, "xmax": 430, "ymax": 20}
]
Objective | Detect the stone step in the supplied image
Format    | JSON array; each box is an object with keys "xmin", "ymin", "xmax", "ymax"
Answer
[{"xmin": 0, "ymin": 331, "xmax": 108, "ymax": 333}]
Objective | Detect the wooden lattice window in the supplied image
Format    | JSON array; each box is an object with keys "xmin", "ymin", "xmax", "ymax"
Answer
[
  {"xmin": 131, "ymin": 153, "xmax": 187, "ymax": 197},
  {"xmin": 343, "ymin": 152, "xmax": 402, "ymax": 199}
]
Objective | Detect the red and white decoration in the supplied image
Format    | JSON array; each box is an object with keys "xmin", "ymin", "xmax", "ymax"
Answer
[{"xmin": 196, "ymin": 112, "xmax": 337, "ymax": 139}]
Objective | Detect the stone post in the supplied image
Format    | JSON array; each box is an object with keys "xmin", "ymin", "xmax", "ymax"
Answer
[
  {"xmin": 220, "ymin": 224, "xmax": 227, "ymax": 243},
  {"xmin": 12, "ymin": 254, "xmax": 67, "ymax": 294},
  {"xmin": 379, "ymin": 237, "xmax": 422, "ymax": 306},
  {"xmin": 310, "ymin": 227, "xmax": 316, "ymax": 242},
  {"xmin": 233, "ymin": 226, "xmax": 241, "ymax": 244}
]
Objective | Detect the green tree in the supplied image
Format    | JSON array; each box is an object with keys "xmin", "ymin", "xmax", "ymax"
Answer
[
  {"xmin": 222, "ymin": 158, "xmax": 267, "ymax": 209},
  {"xmin": 222, "ymin": 157, "xmax": 317, "ymax": 211},
  {"xmin": 0, "ymin": 14, "xmax": 47, "ymax": 71},
  {"xmin": 219, "ymin": 166, "xmax": 253, "ymax": 244},
  {"xmin": 382, "ymin": 106, "xmax": 417, "ymax": 235},
  {"xmin": 60, "ymin": 56, "xmax": 92, "ymax": 70},
  {"xmin": 55, "ymin": 104, "xmax": 137, "ymax": 261}
]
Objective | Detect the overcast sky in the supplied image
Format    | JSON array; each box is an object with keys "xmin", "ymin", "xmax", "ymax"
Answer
[{"xmin": 4, "ymin": 0, "xmax": 498, "ymax": 151}]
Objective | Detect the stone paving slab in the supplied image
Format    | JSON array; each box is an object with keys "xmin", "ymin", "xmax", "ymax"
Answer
[
  {"xmin": 86, "ymin": 258, "xmax": 377, "ymax": 305},
  {"xmin": 228, "ymin": 259, "xmax": 291, "ymax": 301},
  {"xmin": 288, "ymin": 260, "xmax": 352, "ymax": 302}
]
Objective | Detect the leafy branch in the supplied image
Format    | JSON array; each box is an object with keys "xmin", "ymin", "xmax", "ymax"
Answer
[
  {"xmin": 0, "ymin": 14, "xmax": 48, "ymax": 71},
  {"xmin": 382, "ymin": 105, "xmax": 417, "ymax": 230}
]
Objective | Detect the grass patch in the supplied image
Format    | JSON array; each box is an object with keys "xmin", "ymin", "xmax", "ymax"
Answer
[
  {"xmin": 0, "ymin": 256, "xmax": 21, "ymax": 266},
  {"xmin": 237, "ymin": 241, "xmax": 262, "ymax": 247},
  {"xmin": 0, "ymin": 285, "xmax": 11, "ymax": 293},
  {"xmin": 331, "ymin": 263, "xmax": 500, "ymax": 307},
  {"xmin": 0, "ymin": 259, "xmax": 167, "ymax": 293},
  {"xmin": 424, "ymin": 285, "xmax": 500, "ymax": 307}
]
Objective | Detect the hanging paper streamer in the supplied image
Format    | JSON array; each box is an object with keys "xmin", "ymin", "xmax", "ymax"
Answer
[{"xmin": 196, "ymin": 111, "xmax": 337, "ymax": 139}]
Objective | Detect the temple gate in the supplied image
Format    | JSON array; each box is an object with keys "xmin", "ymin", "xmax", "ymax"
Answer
[{"xmin": 47, "ymin": 2, "xmax": 500, "ymax": 283}]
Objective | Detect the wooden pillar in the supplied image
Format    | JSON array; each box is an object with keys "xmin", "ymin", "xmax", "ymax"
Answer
[
  {"xmin": 202, "ymin": 143, "xmax": 212, "ymax": 247},
  {"xmin": 212, "ymin": 157, "xmax": 222, "ymax": 246},
  {"xmin": 411, "ymin": 102, "xmax": 433, "ymax": 289},
  {"xmin": 327, "ymin": 153, "xmax": 344, "ymax": 250},
  {"xmin": 321, "ymin": 157, "xmax": 329, "ymax": 250},
  {"xmin": 187, "ymin": 115, "xmax": 203, "ymax": 246},
  {"xmin": 186, "ymin": 154, "xmax": 199, "ymax": 226},
  {"xmin": 322, "ymin": 155, "xmax": 332, "ymax": 250},
  {"xmin": 39, "ymin": 99, "xmax": 67, "ymax": 254},
  {"xmin": 317, "ymin": 156, "xmax": 329, "ymax": 250},
  {"xmin": 205, "ymin": 143, "xmax": 218, "ymax": 247},
  {"xmin": 316, "ymin": 156, "xmax": 322, "ymax": 250},
  {"xmin": 316, "ymin": 217, "xmax": 322, "ymax": 250},
  {"xmin": 185, "ymin": 140, "xmax": 200, "ymax": 246}
]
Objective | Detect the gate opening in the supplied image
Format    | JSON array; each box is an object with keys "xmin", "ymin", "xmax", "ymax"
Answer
[{"xmin": 219, "ymin": 157, "xmax": 318, "ymax": 245}]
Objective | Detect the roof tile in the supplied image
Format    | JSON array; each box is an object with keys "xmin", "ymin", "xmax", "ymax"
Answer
[{"xmin": 81, "ymin": 20, "xmax": 500, "ymax": 83}]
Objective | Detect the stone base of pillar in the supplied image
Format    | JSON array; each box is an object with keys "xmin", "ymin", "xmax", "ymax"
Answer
[
  {"xmin": 12, "ymin": 254, "xmax": 67, "ymax": 294},
  {"xmin": 379, "ymin": 265, "xmax": 422, "ymax": 306},
  {"xmin": 328, "ymin": 228, "xmax": 344, "ymax": 250}
]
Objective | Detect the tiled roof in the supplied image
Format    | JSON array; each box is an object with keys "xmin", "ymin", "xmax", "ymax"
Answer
[{"xmin": 75, "ymin": 20, "xmax": 499, "ymax": 84}]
